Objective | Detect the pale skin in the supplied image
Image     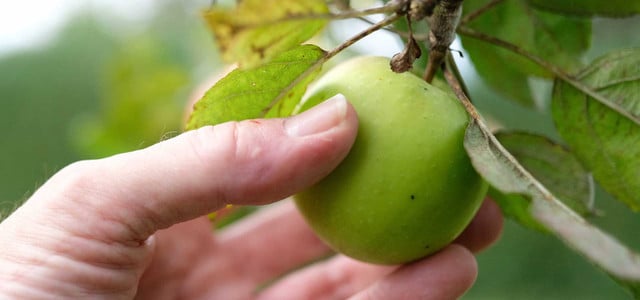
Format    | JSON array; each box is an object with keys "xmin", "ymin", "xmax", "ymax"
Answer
[{"xmin": 0, "ymin": 95, "xmax": 503, "ymax": 299}]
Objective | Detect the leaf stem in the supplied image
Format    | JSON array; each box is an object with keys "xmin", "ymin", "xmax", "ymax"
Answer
[
  {"xmin": 458, "ymin": 0, "xmax": 505, "ymax": 26},
  {"xmin": 441, "ymin": 56, "xmax": 480, "ymax": 119},
  {"xmin": 205, "ymin": 2, "xmax": 402, "ymax": 29},
  {"xmin": 329, "ymin": 2, "xmax": 404, "ymax": 19},
  {"xmin": 354, "ymin": 17, "xmax": 431, "ymax": 41},
  {"xmin": 457, "ymin": 26, "xmax": 640, "ymax": 126},
  {"xmin": 445, "ymin": 52, "xmax": 471, "ymax": 101},
  {"xmin": 275, "ymin": 2, "xmax": 402, "ymax": 22},
  {"xmin": 264, "ymin": 13, "xmax": 402, "ymax": 116},
  {"xmin": 325, "ymin": 13, "xmax": 403, "ymax": 59}
]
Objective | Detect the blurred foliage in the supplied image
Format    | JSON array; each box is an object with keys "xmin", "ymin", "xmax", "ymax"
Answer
[
  {"xmin": 71, "ymin": 1, "xmax": 222, "ymax": 157},
  {"xmin": 0, "ymin": 1, "xmax": 220, "ymax": 213},
  {"xmin": 70, "ymin": 37, "xmax": 189, "ymax": 157},
  {"xmin": 0, "ymin": 2, "xmax": 639, "ymax": 299},
  {"xmin": 0, "ymin": 15, "xmax": 117, "ymax": 212}
]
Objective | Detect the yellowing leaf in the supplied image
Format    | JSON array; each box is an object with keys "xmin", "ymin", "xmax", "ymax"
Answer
[{"xmin": 204, "ymin": 0, "xmax": 329, "ymax": 68}]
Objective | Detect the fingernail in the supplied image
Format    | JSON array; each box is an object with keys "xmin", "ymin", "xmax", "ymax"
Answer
[{"xmin": 285, "ymin": 94, "xmax": 348, "ymax": 137}]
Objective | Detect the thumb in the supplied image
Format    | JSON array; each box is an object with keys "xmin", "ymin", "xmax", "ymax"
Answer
[{"xmin": 23, "ymin": 95, "xmax": 357, "ymax": 242}]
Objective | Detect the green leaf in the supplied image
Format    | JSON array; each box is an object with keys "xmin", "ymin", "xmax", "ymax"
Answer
[
  {"xmin": 203, "ymin": 0, "xmax": 329, "ymax": 68},
  {"xmin": 552, "ymin": 48, "xmax": 640, "ymax": 211},
  {"xmin": 464, "ymin": 119, "xmax": 640, "ymax": 298},
  {"xmin": 186, "ymin": 44, "xmax": 326, "ymax": 130},
  {"xmin": 214, "ymin": 206, "xmax": 259, "ymax": 229},
  {"xmin": 490, "ymin": 131, "xmax": 595, "ymax": 226},
  {"xmin": 460, "ymin": 0, "xmax": 591, "ymax": 106},
  {"xmin": 528, "ymin": 0, "xmax": 640, "ymax": 17},
  {"xmin": 489, "ymin": 186, "xmax": 548, "ymax": 232}
]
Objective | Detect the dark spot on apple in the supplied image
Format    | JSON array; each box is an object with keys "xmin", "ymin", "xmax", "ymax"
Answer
[
  {"xmin": 425, "ymin": 244, "xmax": 430, "ymax": 249},
  {"xmin": 410, "ymin": 194, "xmax": 415, "ymax": 200}
]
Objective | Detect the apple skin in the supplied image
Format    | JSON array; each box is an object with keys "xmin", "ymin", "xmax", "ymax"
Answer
[{"xmin": 293, "ymin": 56, "xmax": 488, "ymax": 265}]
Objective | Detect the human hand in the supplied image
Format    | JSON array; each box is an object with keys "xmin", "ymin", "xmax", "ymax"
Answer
[{"xmin": 0, "ymin": 95, "xmax": 502, "ymax": 299}]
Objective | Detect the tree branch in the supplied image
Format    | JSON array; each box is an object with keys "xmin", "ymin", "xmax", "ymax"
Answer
[
  {"xmin": 445, "ymin": 52, "xmax": 471, "ymax": 101},
  {"xmin": 424, "ymin": 0, "xmax": 463, "ymax": 83},
  {"xmin": 442, "ymin": 55, "xmax": 480, "ymax": 120}
]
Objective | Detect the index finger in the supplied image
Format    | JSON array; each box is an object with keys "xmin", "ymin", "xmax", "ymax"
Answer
[{"xmin": 26, "ymin": 96, "xmax": 358, "ymax": 244}]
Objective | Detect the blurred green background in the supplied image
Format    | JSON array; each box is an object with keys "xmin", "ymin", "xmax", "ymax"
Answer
[{"xmin": 1, "ymin": 1, "xmax": 638, "ymax": 299}]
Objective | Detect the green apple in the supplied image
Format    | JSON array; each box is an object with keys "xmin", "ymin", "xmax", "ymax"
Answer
[{"xmin": 293, "ymin": 56, "xmax": 488, "ymax": 265}]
